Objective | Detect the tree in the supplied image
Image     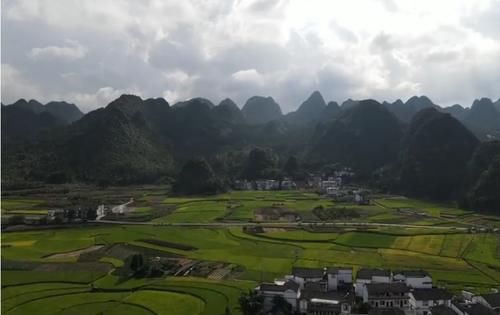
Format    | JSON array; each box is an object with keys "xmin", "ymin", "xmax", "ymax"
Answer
[
  {"xmin": 270, "ymin": 295, "xmax": 293, "ymax": 315},
  {"xmin": 466, "ymin": 158, "xmax": 500, "ymax": 212},
  {"xmin": 242, "ymin": 148, "xmax": 277, "ymax": 180},
  {"xmin": 283, "ymin": 156, "xmax": 299, "ymax": 177},
  {"xmin": 172, "ymin": 159, "xmax": 224, "ymax": 195},
  {"xmin": 130, "ymin": 253, "xmax": 144, "ymax": 273},
  {"xmin": 238, "ymin": 290, "xmax": 264, "ymax": 315}
]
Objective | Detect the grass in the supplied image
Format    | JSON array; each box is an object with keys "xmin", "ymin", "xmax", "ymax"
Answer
[
  {"xmin": 335, "ymin": 232, "xmax": 396, "ymax": 248},
  {"xmin": 124, "ymin": 290, "xmax": 205, "ymax": 315},
  {"xmin": 2, "ymin": 189, "xmax": 500, "ymax": 313}
]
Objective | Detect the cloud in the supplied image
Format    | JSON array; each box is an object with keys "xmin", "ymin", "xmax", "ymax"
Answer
[
  {"xmin": 232, "ymin": 69, "xmax": 263, "ymax": 83},
  {"xmin": 1, "ymin": 63, "xmax": 42, "ymax": 103},
  {"xmin": 1, "ymin": 0, "xmax": 500, "ymax": 112},
  {"xmin": 28, "ymin": 40, "xmax": 88, "ymax": 60},
  {"xmin": 68, "ymin": 86, "xmax": 142, "ymax": 112}
]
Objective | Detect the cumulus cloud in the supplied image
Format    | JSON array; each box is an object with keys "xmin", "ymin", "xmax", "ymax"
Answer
[
  {"xmin": 1, "ymin": 0, "xmax": 500, "ymax": 112},
  {"xmin": 28, "ymin": 40, "xmax": 87, "ymax": 60}
]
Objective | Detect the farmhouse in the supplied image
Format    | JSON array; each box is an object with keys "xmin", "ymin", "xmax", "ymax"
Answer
[
  {"xmin": 321, "ymin": 178, "xmax": 341, "ymax": 191},
  {"xmin": 451, "ymin": 302, "xmax": 497, "ymax": 315},
  {"xmin": 298, "ymin": 289, "xmax": 353, "ymax": 315},
  {"xmin": 409, "ymin": 288, "xmax": 453, "ymax": 315},
  {"xmin": 354, "ymin": 190, "xmax": 370, "ymax": 205},
  {"xmin": 362, "ymin": 282, "xmax": 410, "ymax": 310},
  {"xmin": 47, "ymin": 209, "xmax": 65, "ymax": 221},
  {"xmin": 355, "ymin": 269, "xmax": 391, "ymax": 297},
  {"xmin": 473, "ymin": 293, "xmax": 500, "ymax": 312},
  {"xmin": 257, "ymin": 280, "xmax": 300, "ymax": 311},
  {"xmin": 281, "ymin": 179, "xmax": 297, "ymax": 190},
  {"xmin": 429, "ymin": 305, "xmax": 457, "ymax": 315},
  {"xmin": 290, "ymin": 267, "xmax": 326, "ymax": 289},
  {"xmin": 256, "ymin": 266, "xmax": 356, "ymax": 314},
  {"xmin": 47, "ymin": 208, "xmax": 96, "ymax": 222},
  {"xmin": 233, "ymin": 180, "xmax": 252, "ymax": 190},
  {"xmin": 393, "ymin": 270, "xmax": 433, "ymax": 289},
  {"xmin": 327, "ymin": 267, "xmax": 353, "ymax": 291}
]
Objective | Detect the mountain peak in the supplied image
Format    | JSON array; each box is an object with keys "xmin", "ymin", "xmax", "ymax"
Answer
[
  {"xmin": 218, "ymin": 98, "xmax": 239, "ymax": 109},
  {"xmin": 242, "ymin": 96, "xmax": 282, "ymax": 124},
  {"xmin": 174, "ymin": 97, "xmax": 215, "ymax": 109},
  {"xmin": 406, "ymin": 95, "xmax": 434, "ymax": 108},
  {"xmin": 45, "ymin": 101, "xmax": 84, "ymax": 124},
  {"xmin": 107, "ymin": 94, "xmax": 144, "ymax": 116},
  {"xmin": 341, "ymin": 99, "xmax": 359, "ymax": 109},
  {"xmin": 472, "ymin": 97, "xmax": 494, "ymax": 108},
  {"xmin": 213, "ymin": 98, "xmax": 244, "ymax": 123},
  {"xmin": 299, "ymin": 91, "xmax": 326, "ymax": 110}
]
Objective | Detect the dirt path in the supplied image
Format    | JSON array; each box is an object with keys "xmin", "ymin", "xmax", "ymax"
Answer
[{"xmin": 46, "ymin": 245, "xmax": 104, "ymax": 259}]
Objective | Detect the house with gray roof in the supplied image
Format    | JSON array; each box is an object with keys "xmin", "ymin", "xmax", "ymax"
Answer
[
  {"xmin": 355, "ymin": 269, "xmax": 391, "ymax": 297},
  {"xmin": 473, "ymin": 293, "xmax": 500, "ymax": 313},
  {"xmin": 362, "ymin": 282, "xmax": 410, "ymax": 310},
  {"xmin": 393, "ymin": 270, "xmax": 433, "ymax": 289},
  {"xmin": 409, "ymin": 288, "xmax": 453, "ymax": 315}
]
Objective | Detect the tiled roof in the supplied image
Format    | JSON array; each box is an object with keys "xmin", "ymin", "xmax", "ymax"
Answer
[
  {"xmin": 300, "ymin": 289, "xmax": 351, "ymax": 302},
  {"xmin": 259, "ymin": 280, "xmax": 299, "ymax": 293},
  {"xmin": 292, "ymin": 267, "xmax": 324, "ymax": 278},
  {"xmin": 430, "ymin": 305, "xmax": 456, "ymax": 315},
  {"xmin": 366, "ymin": 282, "xmax": 410, "ymax": 295},
  {"xmin": 357, "ymin": 268, "xmax": 391, "ymax": 280},
  {"xmin": 456, "ymin": 303, "xmax": 497, "ymax": 315},
  {"xmin": 394, "ymin": 270, "xmax": 430, "ymax": 278},
  {"xmin": 482, "ymin": 293, "xmax": 500, "ymax": 308},
  {"xmin": 327, "ymin": 266, "xmax": 353, "ymax": 274},
  {"xmin": 411, "ymin": 289, "xmax": 452, "ymax": 301}
]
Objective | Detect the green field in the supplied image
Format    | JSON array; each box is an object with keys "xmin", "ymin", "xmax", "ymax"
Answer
[{"xmin": 2, "ymin": 189, "xmax": 500, "ymax": 314}]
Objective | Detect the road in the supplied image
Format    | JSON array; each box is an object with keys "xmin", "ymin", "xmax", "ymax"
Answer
[{"xmin": 89, "ymin": 219, "xmax": 471, "ymax": 231}]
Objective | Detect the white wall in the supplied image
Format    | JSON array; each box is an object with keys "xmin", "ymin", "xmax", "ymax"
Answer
[
  {"xmin": 338, "ymin": 270, "xmax": 353, "ymax": 284},
  {"xmin": 406, "ymin": 276, "xmax": 432, "ymax": 289},
  {"xmin": 328, "ymin": 274, "xmax": 338, "ymax": 290},
  {"xmin": 356, "ymin": 279, "xmax": 370, "ymax": 297}
]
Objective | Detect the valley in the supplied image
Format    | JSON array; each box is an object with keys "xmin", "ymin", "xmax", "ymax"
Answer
[{"xmin": 2, "ymin": 188, "xmax": 499, "ymax": 315}]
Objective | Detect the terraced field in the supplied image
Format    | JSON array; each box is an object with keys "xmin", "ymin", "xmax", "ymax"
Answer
[{"xmin": 2, "ymin": 190, "xmax": 500, "ymax": 314}]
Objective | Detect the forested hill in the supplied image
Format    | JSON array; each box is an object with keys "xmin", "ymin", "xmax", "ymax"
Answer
[{"xmin": 2, "ymin": 92, "xmax": 499, "ymax": 212}]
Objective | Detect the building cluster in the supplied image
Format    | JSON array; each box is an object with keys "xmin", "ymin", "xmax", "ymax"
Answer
[
  {"xmin": 47, "ymin": 207, "xmax": 97, "ymax": 222},
  {"xmin": 255, "ymin": 267, "xmax": 500, "ymax": 315},
  {"xmin": 234, "ymin": 178, "xmax": 297, "ymax": 191}
]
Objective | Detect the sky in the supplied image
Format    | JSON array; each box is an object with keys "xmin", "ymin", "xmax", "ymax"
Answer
[{"xmin": 1, "ymin": 0, "xmax": 500, "ymax": 113}]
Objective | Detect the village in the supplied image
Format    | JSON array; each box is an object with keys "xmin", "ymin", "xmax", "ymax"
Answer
[
  {"xmin": 254, "ymin": 266, "xmax": 500, "ymax": 315},
  {"xmin": 234, "ymin": 169, "xmax": 370, "ymax": 205}
]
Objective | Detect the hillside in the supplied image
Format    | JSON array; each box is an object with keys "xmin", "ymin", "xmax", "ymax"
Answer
[
  {"xmin": 309, "ymin": 100, "xmax": 403, "ymax": 176},
  {"xmin": 2, "ymin": 92, "xmax": 499, "ymax": 209},
  {"xmin": 241, "ymin": 96, "xmax": 282, "ymax": 124},
  {"xmin": 398, "ymin": 108, "xmax": 479, "ymax": 200}
]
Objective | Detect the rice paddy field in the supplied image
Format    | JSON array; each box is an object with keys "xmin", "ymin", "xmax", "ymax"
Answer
[{"xmin": 2, "ymin": 188, "xmax": 500, "ymax": 314}]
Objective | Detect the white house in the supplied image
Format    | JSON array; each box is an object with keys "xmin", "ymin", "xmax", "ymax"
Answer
[
  {"xmin": 473, "ymin": 293, "xmax": 500, "ymax": 313},
  {"xmin": 355, "ymin": 269, "xmax": 391, "ymax": 297},
  {"xmin": 327, "ymin": 267, "xmax": 353, "ymax": 291},
  {"xmin": 321, "ymin": 179, "xmax": 340, "ymax": 192},
  {"xmin": 393, "ymin": 270, "xmax": 432, "ymax": 289},
  {"xmin": 298, "ymin": 290, "xmax": 353, "ymax": 315},
  {"xmin": 281, "ymin": 179, "xmax": 296, "ymax": 190},
  {"xmin": 354, "ymin": 190, "xmax": 370, "ymax": 205},
  {"xmin": 290, "ymin": 267, "xmax": 325, "ymax": 289},
  {"xmin": 409, "ymin": 288, "xmax": 453, "ymax": 315},
  {"xmin": 362, "ymin": 282, "xmax": 410, "ymax": 310},
  {"xmin": 257, "ymin": 280, "xmax": 300, "ymax": 311}
]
